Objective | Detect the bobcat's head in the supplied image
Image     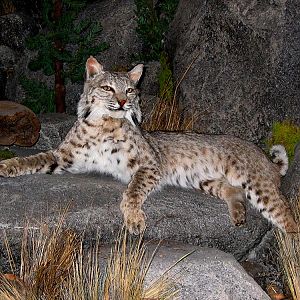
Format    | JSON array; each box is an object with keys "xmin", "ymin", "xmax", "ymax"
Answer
[{"xmin": 77, "ymin": 56, "xmax": 143, "ymax": 126}]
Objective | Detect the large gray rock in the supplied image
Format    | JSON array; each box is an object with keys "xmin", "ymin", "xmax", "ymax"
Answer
[
  {"xmin": 0, "ymin": 172, "xmax": 269, "ymax": 259},
  {"xmin": 146, "ymin": 243, "xmax": 271, "ymax": 300},
  {"xmin": 167, "ymin": 0, "xmax": 300, "ymax": 143}
]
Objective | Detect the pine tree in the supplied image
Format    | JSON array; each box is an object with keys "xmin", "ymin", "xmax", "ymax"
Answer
[{"xmin": 22, "ymin": 0, "xmax": 109, "ymax": 113}]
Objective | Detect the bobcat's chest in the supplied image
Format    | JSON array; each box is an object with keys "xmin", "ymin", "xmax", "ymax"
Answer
[{"xmin": 64, "ymin": 124, "xmax": 138, "ymax": 183}]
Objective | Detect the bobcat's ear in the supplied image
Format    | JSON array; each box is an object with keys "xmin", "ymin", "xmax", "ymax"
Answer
[
  {"xmin": 86, "ymin": 56, "xmax": 104, "ymax": 79},
  {"xmin": 128, "ymin": 64, "xmax": 144, "ymax": 85}
]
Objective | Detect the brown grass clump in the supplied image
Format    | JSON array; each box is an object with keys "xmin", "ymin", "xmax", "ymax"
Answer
[
  {"xmin": 142, "ymin": 95, "xmax": 197, "ymax": 132},
  {"xmin": 142, "ymin": 53, "xmax": 201, "ymax": 132},
  {"xmin": 0, "ymin": 0, "xmax": 16, "ymax": 16},
  {"xmin": 276, "ymin": 191, "xmax": 300, "ymax": 299},
  {"xmin": 103, "ymin": 230, "xmax": 178, "ymax": 300},
  {"xmin": 0, "ymin": 221, "xmax": 181, "ymax": 300}
]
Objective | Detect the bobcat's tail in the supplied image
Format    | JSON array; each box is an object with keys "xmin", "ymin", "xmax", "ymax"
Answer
[{"xmin": 270, "ymin": 145, "xmax": 288, "ymax": 176}]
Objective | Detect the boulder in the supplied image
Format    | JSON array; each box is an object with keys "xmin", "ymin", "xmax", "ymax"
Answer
[
  {"xmin": 0, "ymin": 101, "xmax": 40, "ymax": 146},
  {"xmin": 0, "ymin": 13, "xmax": 37, "ymax": 50},
  {"xmin": 0, "ymin": 171, "xmax": 269, "ymax": 259},
  {"xmin": 167, "ymin": 0, "xmax": 300, "ymax": 143}
]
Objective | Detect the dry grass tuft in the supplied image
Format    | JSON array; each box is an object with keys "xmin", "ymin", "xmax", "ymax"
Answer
[
  {"xmin": 104, "ymin": 230, "xmax": 178, "ymax": 300},
  {"xmin": 276, "ymin": 191, "xmax": 300, "ymax": 299},
  {"xmin": 142, "ymin": 53, "xmax": 201, "ymax": 132},
  {"xmin": 0, "ymin": 0, "xmax": 16, "ymax": 16},
  {"xmin": 142, "ymin": 94, "xmax": 197, "ymax": 132},
  {"xmin": 0, "ymin": 222, "xmax": 181, "ymax": 299}
]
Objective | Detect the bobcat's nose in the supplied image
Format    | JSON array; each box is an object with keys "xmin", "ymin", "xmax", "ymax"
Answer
[{"xmin": 118, "ymin": 99, "xmax": 127, "ymax": 107}]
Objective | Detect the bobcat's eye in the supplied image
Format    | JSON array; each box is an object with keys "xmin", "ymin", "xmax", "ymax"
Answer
[
  {"xmin": 126, "ymin": 88, "xmax": 134, "ymax": 93},
  {"xmin": 102, "ymin": 86, "xmax": 114, "ymax": 92}
]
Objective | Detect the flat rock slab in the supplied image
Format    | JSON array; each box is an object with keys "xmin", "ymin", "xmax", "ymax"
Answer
[
  {"xmin": 0, "ymin": 172, "xmax": 269, "ymax": 259},
  {"xmin": 145, "ymin": 243, "xmax": 271, "ymax": 300}
]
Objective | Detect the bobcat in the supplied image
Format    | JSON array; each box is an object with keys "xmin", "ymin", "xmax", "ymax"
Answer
[{"xmin": 0, "ymin": 56, "xmax": 297, "ymax": 234}]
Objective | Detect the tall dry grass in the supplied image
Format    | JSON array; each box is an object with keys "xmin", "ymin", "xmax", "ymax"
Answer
[
  {"xmin": 0, "ymin": 221, "xmax": 181, "ymax": 300},
  {"xmin": 142, "ymin": 53, "xmax": 201, "ymax": 132},
  {"xmin": 276, "ymin": 191, "xmax": 300, "ymax": 299}
]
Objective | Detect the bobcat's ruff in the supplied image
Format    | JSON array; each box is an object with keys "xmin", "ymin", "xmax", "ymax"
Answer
[{"xmin": 0, "ymin": 57, "xmax": 297, "ymax": 234}]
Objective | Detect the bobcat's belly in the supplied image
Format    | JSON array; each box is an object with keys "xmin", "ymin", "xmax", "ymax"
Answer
[{"xmin": 164, "ymin": 160, "xmax": 224, "ymax": 188}]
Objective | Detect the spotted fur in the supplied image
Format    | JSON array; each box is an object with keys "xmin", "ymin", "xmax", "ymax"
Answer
[{"xmin": 0, "ymin": 57, "xmax": 297, "ymax": 234}]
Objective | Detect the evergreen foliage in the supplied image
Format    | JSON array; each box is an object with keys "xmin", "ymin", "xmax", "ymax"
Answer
[
  {"xmin": 20, "ymin": 76, "xmax": 55, "ymax": 114},
  {"xmin": 0, "ymin": 149, "xmax": 15, "ymax": 160},
  {"xmin": 134, "ymin": 0, "xmax": 179, "ymax": 60},
  {"xmin": 21, "ymin": 0, "xmax": 109, "ymax": 113}
]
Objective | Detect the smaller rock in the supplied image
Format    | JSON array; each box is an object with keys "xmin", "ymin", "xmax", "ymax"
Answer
[
  {"xmin": 140, "ymin": 61, "xmax": 160, "ymax": 96},
  {"xmin": 146, "ymin": 243, "xmax": 271, "ymax": 300},
  {"xmin": 282, "ymin": 142, "xmax": 300, "ymax": 199},
  {"xmin": 0, "ymin": 101, "xmax": 40, "ymax": 146},
  {"xmin": 32, "ymin": 113, "xmax": 77, "ymax": 150}
]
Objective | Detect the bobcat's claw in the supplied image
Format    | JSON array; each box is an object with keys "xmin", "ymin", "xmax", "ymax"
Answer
[{"xmin": 122, "ymin": 208, "xmax": 146, "ymax": 235}]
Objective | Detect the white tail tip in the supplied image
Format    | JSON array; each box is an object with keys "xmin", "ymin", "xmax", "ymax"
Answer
[{"xmin": 270, "ymin": 145, "xmax": 289, "ymax": 176}]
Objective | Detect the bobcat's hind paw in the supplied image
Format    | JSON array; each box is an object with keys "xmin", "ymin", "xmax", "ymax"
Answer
[
  {"xmin": 229, "ymin": 200, "xmax": 246, "ymax": 227},
  {"xmin": 123, "ymin": 208, "xmax": 146, "ymax": 235}
]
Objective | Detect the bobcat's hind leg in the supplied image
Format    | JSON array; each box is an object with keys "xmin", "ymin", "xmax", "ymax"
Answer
[
  {"xmin": 0, "ymin": 151, "xmax": 57, "ymax": 177},
  {"xmin": 200, "ymin": 179, "xmax": 246, "ymax": 226}
]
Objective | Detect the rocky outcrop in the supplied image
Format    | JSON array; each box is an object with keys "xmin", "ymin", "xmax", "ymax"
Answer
[
  {"xmin": 167, "ymin": 0, "xmax": 300, "ymax": 143},
  {"xmin": 0, "ymin": 0, "xmax": 156, "ymax": 115},
  {"xmin": 0, "ymin": 101, "xmax": 40, "ymax": 146}
]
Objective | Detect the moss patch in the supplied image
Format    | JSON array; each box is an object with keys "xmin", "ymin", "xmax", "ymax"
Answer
[
  {"xmin": 267, "ymin": 121, "xmax": 300, "ymax": 161},
  {"xmin": 0, "ymin": 149, "xmax": 15, "ymax": 160}
]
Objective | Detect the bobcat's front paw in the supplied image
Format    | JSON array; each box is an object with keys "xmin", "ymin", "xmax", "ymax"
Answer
[
  {"xmin": 122, "ymin": 208, "xmax": 146, "ymax": 235},
  {"xmin": 0, "ymin": 163, "xmax": 9, "ymax": 177}
]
